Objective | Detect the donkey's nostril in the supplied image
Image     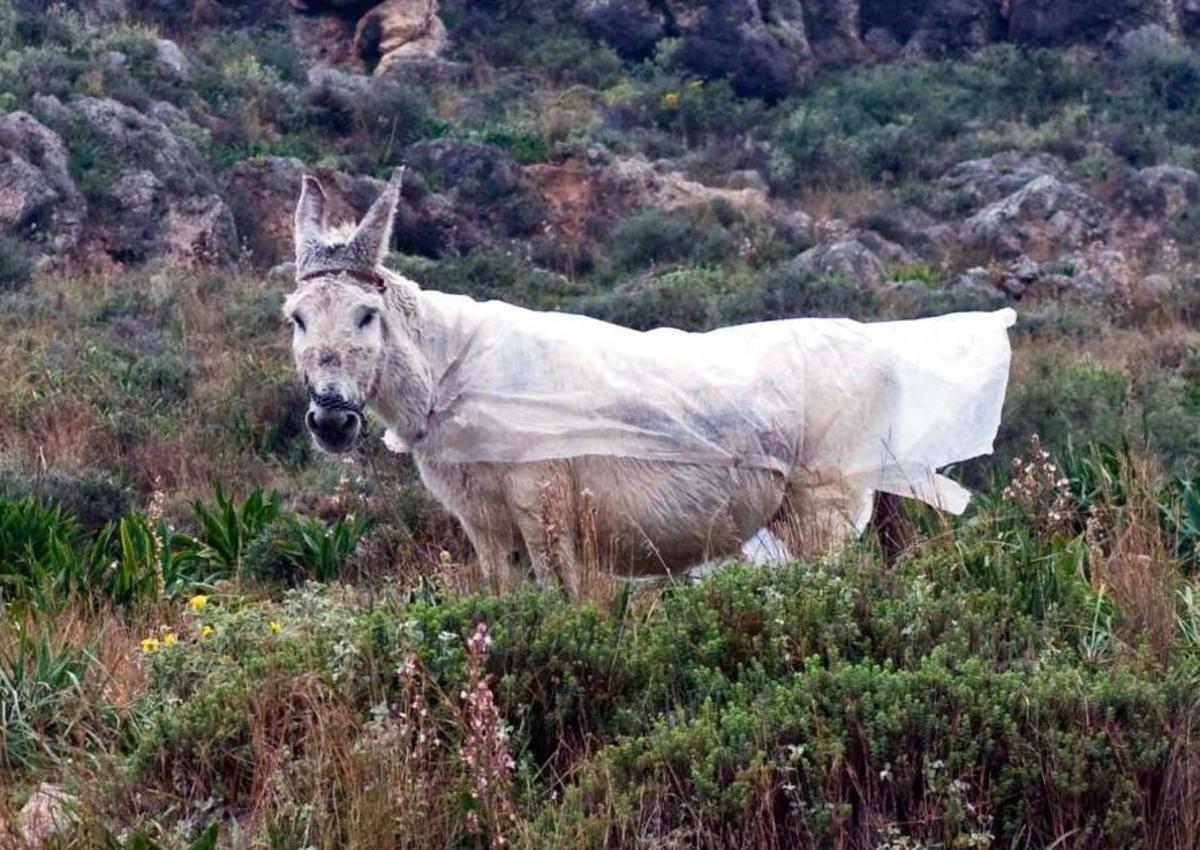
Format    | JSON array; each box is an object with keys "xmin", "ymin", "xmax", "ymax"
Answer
[{"xmin": 306, "ymin": 405, "xmax": 361, "ymax": 453}]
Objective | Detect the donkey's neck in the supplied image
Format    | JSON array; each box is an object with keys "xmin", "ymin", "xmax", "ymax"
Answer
[
  {"xmin": 412, "ymin": 288, "xmax": 492, "ymax": 391},
  {"xmin": 369, "ymin": 283, "xmax": 490, "ymax": 449}
]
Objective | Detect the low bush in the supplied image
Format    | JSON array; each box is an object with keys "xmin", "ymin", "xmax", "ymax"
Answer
[
  {"xmin": 720, "ymin": 265, "xmax": 879, "ymax": 323},
  {"xmin": 607, "ymin": 207, "xmax": 736, "ymax": 275}
]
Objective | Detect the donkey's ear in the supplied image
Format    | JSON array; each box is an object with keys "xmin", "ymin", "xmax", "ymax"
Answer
[
  {"xmin": 294, "ymin": 174, "xmax": 328, "ymax": 266},
  {"xmin": 347, "ymin": 167, "xmax": 404, "ymax": 268}
]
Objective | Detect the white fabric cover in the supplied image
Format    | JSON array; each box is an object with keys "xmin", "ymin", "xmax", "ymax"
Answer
[{"xmin": 415, "ymin": 295, "xmax": 1016, "ymax": 516}]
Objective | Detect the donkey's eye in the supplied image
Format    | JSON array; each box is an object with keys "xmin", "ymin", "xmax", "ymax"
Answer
[
  {"xmin": 357, "ymin": 310, "xmax": 377, "ymax": 330},
  {"xmin": 290, "ymin": 313, "xmax": 306, "ymax": 332}
]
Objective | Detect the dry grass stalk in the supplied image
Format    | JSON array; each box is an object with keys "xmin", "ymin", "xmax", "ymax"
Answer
[{"xmin": 1084, "ymin": 451, "xmax": 1179, "ymax": 658}]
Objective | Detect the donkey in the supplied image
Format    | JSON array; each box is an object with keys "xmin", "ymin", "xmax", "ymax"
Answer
[
  {"xmin": 284, "ymin": 171, "xmax": 874, "ymax": 594},
  {"xmin": 285, "ymin": 170, "xmax": 1013, "ymax": 594}
]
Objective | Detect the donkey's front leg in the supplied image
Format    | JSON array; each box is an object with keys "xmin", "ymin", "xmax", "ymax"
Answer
[
  {"xmin": 460, "ymin": 518, "xmax": 524, "ymax": 593},
  {"xmin": 508, "ymin": 466, "xmax": 581, "ymax": 598}
]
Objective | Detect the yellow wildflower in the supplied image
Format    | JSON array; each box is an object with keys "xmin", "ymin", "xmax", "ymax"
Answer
[
  {"xmin": 187, "ymin": 594, "xmax": 208, "ymax": 611},
  {"xmin": 268, "ymin": 620, "xmax": 283, "ymax": 634},
  {"xmin": 662, "ymin": 91, "xmax": 680, "ymax": 107},
  {"xmin": 162, "ymin": 631, "xmax": 178, "ymax": 648},
  {"xmin": 200, "ymin": 625, "xmax": 214, "ymax": 638},
  {"xmin": 439, "ymin": 549, "xmax": 453, "ymax": 565},
  {"xmin": 140, "ymin": 636, "xmax": 160, "ymax": 654}
]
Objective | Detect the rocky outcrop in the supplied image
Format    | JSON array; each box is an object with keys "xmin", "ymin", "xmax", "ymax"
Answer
[
  {"xmin": 962, "ymin": 175, "xmax": 1109, "ymax": 260},
  {"xmin": 524, "ymin": 154, "xmax": 782, "ymax": 250},
  {"xmin": 355, "ymin": 0, "xmax": 447, "ymax": 73},
  {"xmin": 1125, "ymin": 164, "xmax": 1200, "ymax": 219},
  {"xmin": 32, "ymin": 95, "xmax": 237, "ymax": 266},
  {"xmin": 293, "ymin": 0, "xmax": 448, "ymax": 74},
  {"xmin": 675, "ymin": 0, "xmax": 812, "ymax": 100},
  {"xmin": 934, "ymin": 151, "xmax": 1067, "ymax": 215},
  {"xmin": 787, "ymin": 232, "xmax": 913, "ymax": 286},
  {"xmin": 0, "ymin": 111, "xmax": 84, "ymax": 258}
]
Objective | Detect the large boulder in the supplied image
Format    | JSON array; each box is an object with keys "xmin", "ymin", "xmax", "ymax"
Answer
[
  {"xmin": 33, "ymin": 95, "xmax": 237, "ymax": 266},
  {"xmin": 786, "ymin": 231, "xmax": 913, "ymax": 286},
  {"xmin": 962, "ymin": 175, "xmax": 1109, "ymax": 260},
  {"xmin": 292, "ymin": 0, "xmax": 448, "ymax": 73},
  {"xmin": 934, "ymin": 151, "xmax": 1067, "ymax": 215},
  {"xmin": 578, "ymin": 0, "xmax": 665, "ymax": 61},
  {"xmin": 902, "ymin": 0, "xmax": 1007, "ymax": 57},
  {"xmin": 355, "ymin": 0, "xmax": 448, "ymax": 73},
  {"xmin": 524, "ymin": 154, "xmax": 778, "ymax": 248},
  {"xmin": 404, "ymin": 139, "xmax": 542, "ymax": 245},
  {"xmin": 0, "ymin": 111, "xmax": 84, "ymax": 257},
  {"xmin": 675, "ymin": 0, "xmax": 811, "ymax": 101},
  {"xmin": 16, "ymin": 784, "xmax": 77, "ymax": 849},
  {"xmin": 1125, "ymin": 164, "xmax": 1200, "ymax": 219}
]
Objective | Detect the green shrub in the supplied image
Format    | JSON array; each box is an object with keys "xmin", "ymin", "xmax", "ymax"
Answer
[
  {"xmin": 0, "ymin": 629, "xmax": 112, "ymax": 771},
  {"xmin": 608, "ymin": 207, "xmax": 736, "ymax": 274},
  {"xmin": 719, "ymin": 265, "xmax": 879, "ymax": 323},
  {"xmin": 999, "ymin": 354, "xmax": 1131, "ymax": 464},
  {"xmin": 391, "ymin": 251, "xmax": 578, "ymax": 308},
  {"xmin": 0, "ymin": 469, "xmax": 130, "ymax": 531},
  {"xmin": 572, "ymin": 266, "xmax": 732, "ymax": 331},
  {"xmin": 532, "ymin": 37, "xmax": 622, "ymax": 88},
  {"xmin": 189, "ymin": 486, "xmax": 281, "ymax": 575},
  {"xmin": 241, "ymin": 514, "xmax": 366, "ymax": 586}
]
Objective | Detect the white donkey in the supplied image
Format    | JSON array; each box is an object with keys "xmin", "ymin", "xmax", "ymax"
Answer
[{"xmin": 286, "ymin": 169, "xmax": 1015, "ymax": 595}]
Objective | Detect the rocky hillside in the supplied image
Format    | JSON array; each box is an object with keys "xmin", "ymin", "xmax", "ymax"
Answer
[
  {"xmin": 3, "ymin": 0, "xmax": 1200, "ymax": 307},
  {"xmin": 6, "ymin": 0, "xmax": 1200, "ymax": 484}
]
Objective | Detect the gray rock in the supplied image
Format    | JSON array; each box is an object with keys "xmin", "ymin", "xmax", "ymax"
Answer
[
  {"xmin": 1117, "ymin": 23, "xmax": 1183, "ymax": 57},
  {"xmin": 903, "ymin": 0, "xmax": 1006, "ymax": 58},
  {"xmin": 0, "ymin": 111, "xmax": 84, "ymax": 256},
  {"xmin": 17, "ymin": 783, "xmax": 76, "ymax": 849},
  {"xmin": 771, "ymin": 208, "xmax": 816, "ymax": 252},
  {"xmin": 962, "ymin": 175, "xmax": 1109, "ymax": 259},
  {"xmin": 723, "ymin": 169, "xmax": 770, "ymax": 194},
  {"xmin": 1126, "ymin": 164, "xmax": 1200, "ymax": 219},
  {"xmin": 787, "ymin": 232, "xmax": 911, "ymax": 285},
  {"xmin": 1137, "ymin": 272, "xmax": 1174, "ymax": 306},
  {"xmin": 32, "ymin": 95, "xmax": 236, "ymax": 265},
  {"xmin": 153, "ymin": 37, "xmax": 191, "ymax": 79},
  {"xmin": 934, "ymin": 151, "xmax": 1066, "ymax": 215}
]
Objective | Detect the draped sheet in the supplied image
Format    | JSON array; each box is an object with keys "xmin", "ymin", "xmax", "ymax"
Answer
[{"xmin": 411, "ymin": 294, "xmax": 1016, "ymax": 518}]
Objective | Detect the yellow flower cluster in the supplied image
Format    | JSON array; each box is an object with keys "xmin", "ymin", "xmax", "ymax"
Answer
[
  {"xmin": 662, "ymin": 91, "xmax": 680, "ymax": 107},
  {"xmin": 140, "ymin": 630, "xmax": 178, "ymax": 654},
  {"xmin": 268, "ymin": 620, "xmax": 283, "ymax": 634},
  {"xmin": 187, "ymin": 594, "xmax": 208, "ymax": 611}
]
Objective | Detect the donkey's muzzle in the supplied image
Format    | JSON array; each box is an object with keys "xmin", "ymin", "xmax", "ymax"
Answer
[{"xmin": 306, "ymin": 404, "xmax": 361, "ymax": 454}]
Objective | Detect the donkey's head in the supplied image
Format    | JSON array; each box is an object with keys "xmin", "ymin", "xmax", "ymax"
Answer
[{"xmin": 285, "ymin": 168, "xmax": 431, "ymax": 454}]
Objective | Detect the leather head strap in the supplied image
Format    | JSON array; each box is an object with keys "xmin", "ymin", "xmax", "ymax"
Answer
[{"xmin": 297, "ymin": 267, "xmax": 387, "ymax": 292}]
